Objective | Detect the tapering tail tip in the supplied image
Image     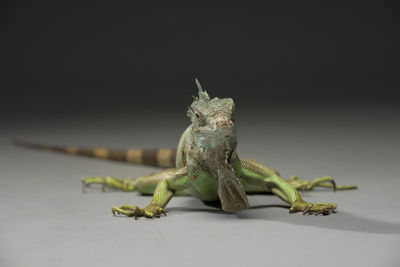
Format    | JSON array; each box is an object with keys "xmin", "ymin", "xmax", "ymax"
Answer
[
  {"xmin": 13, "ymin": 139, "xmax": 30, "ymax": 147},
  {"xmin": 13, "ymin": 139, "xmax": 54, "ymax": 151}
]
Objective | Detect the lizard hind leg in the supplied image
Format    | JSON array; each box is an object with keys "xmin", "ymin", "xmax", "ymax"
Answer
[
  {"xmin": 288, "ymin": 175, "xmax": 357, "ymax": 192},
  {"xmin": 81, "ymin": 168, "xmax": 178, "ymax": 194},
  {"xmin": 81, "ymin": 176, "xmax": 137, "ymax": 193}
]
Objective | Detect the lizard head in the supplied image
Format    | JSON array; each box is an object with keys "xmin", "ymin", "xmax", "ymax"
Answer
[
  {"xmin": 188, "ymin": 79, "xmax": 236, "ymax": 143},
  {"xmin": 187, "ymin": 78, "xmax": 237, "ymax": 166}
]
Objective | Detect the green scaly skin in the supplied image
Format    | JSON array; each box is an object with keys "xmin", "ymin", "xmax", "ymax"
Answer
[{"xmin": 82, "ymin": 79, "xmax": 356, "ymax": 218}]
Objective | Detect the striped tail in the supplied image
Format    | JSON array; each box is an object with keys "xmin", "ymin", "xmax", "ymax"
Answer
[{"xmin": 13, "ymin": 140, "xmax": 177, "ymax": 168}]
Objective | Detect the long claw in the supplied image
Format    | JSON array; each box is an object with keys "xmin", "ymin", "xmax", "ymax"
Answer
[
  {"xmin": 314, "ymin": 210, "xmax": 323, "ymax": 216},
  {"xmin": 303, "ymin": 205, "xmax": 312, "ymax": 215},
  {"xmin": 331, "ymin": 179, "xmax": 337, "ymax": 192},
  {"xmin": 324, "ymin": 210, "xmax": 331, "ymax": 215}
]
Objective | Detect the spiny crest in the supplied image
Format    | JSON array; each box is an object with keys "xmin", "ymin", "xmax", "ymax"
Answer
[{"xmin": 195, "ymin": 78, "xmax": 210, "ymax": 101}]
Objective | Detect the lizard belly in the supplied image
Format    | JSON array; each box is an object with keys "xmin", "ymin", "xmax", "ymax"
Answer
[{"xmin": 188, "ymin": 171, "xmax": 219, "ymax": 201}]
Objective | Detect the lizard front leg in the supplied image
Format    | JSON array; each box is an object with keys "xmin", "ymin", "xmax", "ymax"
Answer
[
  {"xmin": 232, "ymin": 157, "xmax": 336, "ymax": 215},
  {"xmin": 112, "ymin": 167, "xmax": 190, "ymax": 219}
]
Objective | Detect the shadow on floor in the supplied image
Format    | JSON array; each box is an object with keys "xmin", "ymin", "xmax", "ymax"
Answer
[{"xmin": 167, "ymin": 201, "xmax": 400, "ymax": 234}]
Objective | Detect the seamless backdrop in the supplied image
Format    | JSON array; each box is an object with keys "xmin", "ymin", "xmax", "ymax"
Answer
[{"xmin": 1, "ymin": 1, "xmax": 400, "ymax": 267}]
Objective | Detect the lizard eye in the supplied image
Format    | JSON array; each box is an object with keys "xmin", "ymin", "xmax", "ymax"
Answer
[{"xmin": 195, "ymin": 112, "xmax": 207, "ymax": 126}]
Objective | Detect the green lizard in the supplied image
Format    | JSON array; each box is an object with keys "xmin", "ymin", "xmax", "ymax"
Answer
[{"xmin": 15, "ymin": 79, "xmax": 356, "ymax": 218}]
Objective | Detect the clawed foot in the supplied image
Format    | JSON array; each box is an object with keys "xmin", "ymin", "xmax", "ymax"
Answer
[
  {"xmin": 289, "ymin": 201, "xmax": 337, "ymax": 215},
  {"xmin": 111, "ymin": 203, "xmax": 166, "ymax": 219},
  {"xmin": 81, "ymin": 177, "xmax": 135, "ymax": 193},
  {"xmin": 289, "ymin": 176, "xmax": 357, "ymax": 191}
]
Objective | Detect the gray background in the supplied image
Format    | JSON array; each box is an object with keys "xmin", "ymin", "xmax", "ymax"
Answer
[
  {"xmin": 2, "ymin": 107, "xmax": 400, "ymax": 267},
  {"xmin": 1, "ymin": 1, "xmax": 400, "ymax": 266}
]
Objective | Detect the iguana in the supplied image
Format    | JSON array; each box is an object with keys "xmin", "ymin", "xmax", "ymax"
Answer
[{"xmin": 14, "ymin": 79, "xmax": 356, "ymax": 218}]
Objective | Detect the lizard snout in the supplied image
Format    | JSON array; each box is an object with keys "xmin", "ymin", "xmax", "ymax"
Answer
[{"xmin": 214, "ymin": 117, "xmax": 233, "ymax": 129}]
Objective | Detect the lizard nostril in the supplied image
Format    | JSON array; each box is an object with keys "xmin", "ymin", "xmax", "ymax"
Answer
[{"xmin": 215, "ymin": 118, "xmax": 231, "ymax": 128}]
